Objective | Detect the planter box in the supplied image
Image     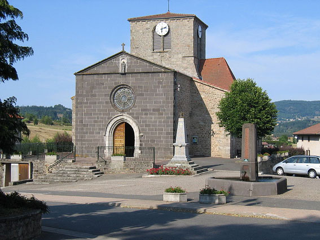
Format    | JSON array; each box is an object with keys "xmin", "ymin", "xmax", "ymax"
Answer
[
  {"xmin": 199, "ymin": 194, "xmax": 226, "ymax": 204},
  {"xmin": 10, "ymin": 154, "xmax": 22, "ymax": 160},
  {"xmin": 111, "ymin": 156, "xmax": 126, "ymax": 161},
  {"xmin": 163, "ymin": 192, "xmax": 187, "ymax": 202},
  {"xmin": 45, "ymin": 155, "xmax": 58, "ymax": 164}
]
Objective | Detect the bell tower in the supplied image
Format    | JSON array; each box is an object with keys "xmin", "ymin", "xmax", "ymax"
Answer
[{"xmin": 128, "ymin": 12, "xmax": 207, "ymax": 78}]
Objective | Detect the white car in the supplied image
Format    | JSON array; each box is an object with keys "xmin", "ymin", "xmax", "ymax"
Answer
[{"xmin": 273, "ymin": 155, "xmax": 320, "ymax": 178}]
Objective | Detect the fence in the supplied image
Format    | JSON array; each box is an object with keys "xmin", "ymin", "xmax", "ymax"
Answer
[
  {"xmin": 97, "ymin": 146, "xmax": 155, "ymax": 163},
  {"xmin": 13, "ymin": 142, "xmax": 74, "ymax": 160}
]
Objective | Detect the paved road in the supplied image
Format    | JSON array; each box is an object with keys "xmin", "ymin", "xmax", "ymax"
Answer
[
  {"xmin": 39, "ymin": 201, "xmax": 320, "ymax": 240},
  {"xmin": 3, "ymin": 157, "xmax": 320, "ymax": 239}
]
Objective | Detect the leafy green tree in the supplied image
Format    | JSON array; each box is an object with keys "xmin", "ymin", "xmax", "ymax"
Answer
[
  {"xmin": 216, "ymin": 78, "xmax": 277, "ymax": 138},
  {"xmin": 0, "ymin": 97, "xmax": 30, "ymax": 154},
  {"xmin": 33, "ymin": 117, "xmax": 38, "ymax": 125},
  {"xmin": 0, "ymin": 0, "xmax": 34, "ymax": 82},
  {"xmin": 279, "ymin": 135, "xmax": 288, "ymax": 143},
  {"xmin": 40, "ymin": 115, "xmax": 53, "ymax": 125},
  {"xmin": 0, "ymin": 1, "xmax": 33, "ymax": 154}
]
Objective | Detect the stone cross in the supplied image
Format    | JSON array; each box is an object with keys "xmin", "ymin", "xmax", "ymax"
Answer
[{"xmin": 121, "ymin": 43, "xmax": 125, "ymax": 51}]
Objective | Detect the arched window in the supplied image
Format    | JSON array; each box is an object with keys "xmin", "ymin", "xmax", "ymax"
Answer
[{"xmin": 153, "ymin": 26, "xmax": 171, "ymax": 51}]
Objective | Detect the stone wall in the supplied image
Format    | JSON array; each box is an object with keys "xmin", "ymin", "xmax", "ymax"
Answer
[
  {"xmin": 75, "ymin": 53, "xmax": 175, "ymax": 160},
  {"xmin": 0, "ymin": 163, "xmax": 4, "ymax": 187},
  {"xmin": 97, "ymin": 159, "xmax": 154, "ymax": 174},
  {"xmin": 0, "ymin": 210, "xmax": 42, "ymax": 240},
  {"xmin": 129, "ymin": 16, "xmax": 206, "ymax": 78},
  {"xmin": 32, "ymin": 159, "xmax": 46, "ymax": 180},
  {"xmin": 176, "ymin": 75, "xmax": 231, "ymax": 158}
]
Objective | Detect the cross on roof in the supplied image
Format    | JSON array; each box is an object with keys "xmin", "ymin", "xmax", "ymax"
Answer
[{"xmin": 121, "ymin": 43, "xmax": 125, "ymax": 51}]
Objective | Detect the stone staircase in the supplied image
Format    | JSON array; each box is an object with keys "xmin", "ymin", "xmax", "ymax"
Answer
[
  {"xmin": 33, "ymin": 164, "xmax": 104, "ymax": 184},
  {"xmin": 187, "ymin": 160, "xmax": 209, "ymax": 175}
]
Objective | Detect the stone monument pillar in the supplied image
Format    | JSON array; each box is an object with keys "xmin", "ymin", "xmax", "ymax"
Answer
[
  {"xmin": 166, "ymin": 116, "xmax": 191, "ymax": 168},
  {"xmin": 240, "ymin": 123, "xmax": 258, "ymax": 181}
]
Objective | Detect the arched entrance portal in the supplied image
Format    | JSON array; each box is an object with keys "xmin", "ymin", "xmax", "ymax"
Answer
[
  {"xmin": 113, "ymin": 122, "xmax": 135, "ymax": 157},
  {"xmin": 105, "ymin": 114, "xmax": 140, "ymax": 158}
]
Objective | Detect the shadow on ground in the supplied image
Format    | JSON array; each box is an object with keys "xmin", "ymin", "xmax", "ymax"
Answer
[{"xmin": 38, "ymin": 202, "xmax": 320, "ymax": 240}]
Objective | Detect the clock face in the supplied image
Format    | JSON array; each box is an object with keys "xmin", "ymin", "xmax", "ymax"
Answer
[
  {"xmin": 111, "ymin": 86, "xmax": 135, "ymax": 111},
  {"xmin": 156, "ymin": 22, "xmax": 169, "ymax": 36},
  {"xmin": 198, "ymin": 25, "xmax": 202, "ymax": 38}
]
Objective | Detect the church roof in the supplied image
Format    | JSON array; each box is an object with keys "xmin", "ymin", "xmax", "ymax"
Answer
[
  {"xmin": 199, "ymin": 58, "xmax": 235, "ymax": 91},
  {"xmin": 74, "ymin": 51, "xmax": 175, "ymax": 75},
  {"xmin": 128, "ymin": 11, "xmax": 208, "ymax": 28},
  {"xmin": 293, "ymin": 123, "xmax": 320, "ymax": 135}
]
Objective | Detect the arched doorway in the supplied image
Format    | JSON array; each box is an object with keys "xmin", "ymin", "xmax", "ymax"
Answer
[{"xmin": 113, "ymin": 122, "xmax": 135, "ymax": 157}]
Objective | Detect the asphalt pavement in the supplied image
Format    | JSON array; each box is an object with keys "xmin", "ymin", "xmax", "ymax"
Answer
[{"xmin": 2, "ymin": 157, "xmax": 320, "ymax": 239}]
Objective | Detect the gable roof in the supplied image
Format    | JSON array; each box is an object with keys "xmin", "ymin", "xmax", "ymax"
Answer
[
  {"xmin": 199, "ymin": 58, "xmax": 235, "ymax": 91},
  {"xmin": 74, "ymin": 51, "xmax": 174, "ymax": 75},
  {"xmin": 128, "ymin": 11, "xmax": 208, "ymax": 28},
  {"xmin": 293, "ymin": 123, "xmax": 320, "ymax": 135}
]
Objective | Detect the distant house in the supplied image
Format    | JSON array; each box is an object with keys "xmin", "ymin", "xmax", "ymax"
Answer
[{"xmin": 293, "ymin": 123, "xmax": 320, "ymax": 155}]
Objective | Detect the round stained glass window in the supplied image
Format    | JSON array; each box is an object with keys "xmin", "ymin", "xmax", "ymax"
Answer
[{"xmin": 111, "ymin": 85, "xmax": 135, "ymax": 111}]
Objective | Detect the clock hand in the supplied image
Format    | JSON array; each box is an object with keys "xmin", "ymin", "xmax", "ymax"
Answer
[{"xmin": 161, "ymin": 26, "xmax": 167, "ymax": 33}]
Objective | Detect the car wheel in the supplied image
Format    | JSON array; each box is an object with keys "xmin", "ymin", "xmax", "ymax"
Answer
[
  {"xmin": 308, "ymin": 170, "xmax": 317, "ymax": 178},
  {"xmin": 276, "ymin": 167, "xmax": 284, "ymax": 175}
]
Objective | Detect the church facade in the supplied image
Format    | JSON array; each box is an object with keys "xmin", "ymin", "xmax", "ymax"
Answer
[{"xmin": 73, "ymin": 12, "xmax": 237, "ymax": 161}]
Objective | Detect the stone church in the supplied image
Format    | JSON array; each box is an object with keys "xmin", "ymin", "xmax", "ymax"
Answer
[{"xmin": 73, "ymin": 12, "xmax": 237, "ymax": 161}]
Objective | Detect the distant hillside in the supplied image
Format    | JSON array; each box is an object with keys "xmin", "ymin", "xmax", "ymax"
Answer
[
  {"xmin": 274, "ymin": 100, "xmax": 320, "ymax": 121},
  {"xmin": 273, "ymin": 100, "xmax": 320, "ymax": 137},
  {"xmin": 18, "ymin": 104, "xmax": 72, "ymax": 122},
  {"xmin": 273, "ymin": 119, "xmax": 320, "ymax": 137}
]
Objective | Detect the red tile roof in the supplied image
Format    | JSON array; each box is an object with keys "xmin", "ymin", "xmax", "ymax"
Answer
[
  {"xmin": 199, "ymin": 58, "xmax": 235, "ymax": 91},
  {"xmin": 128, "ymin": 12, "xmax": 208, "ymax": 28},
  {"xmin": 293, "ymin": 123, "xmax": 320, "ymax": 135}
]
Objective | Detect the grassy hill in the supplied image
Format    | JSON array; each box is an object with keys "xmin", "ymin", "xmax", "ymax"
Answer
[{"xmin": 25, "ymin": 123, "xmax": 72, "ymax": 142}]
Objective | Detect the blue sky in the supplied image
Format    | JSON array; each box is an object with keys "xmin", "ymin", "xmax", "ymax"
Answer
[{"xmin": 1, "ymin": 0, "xmax": 320, "ymax": 109}]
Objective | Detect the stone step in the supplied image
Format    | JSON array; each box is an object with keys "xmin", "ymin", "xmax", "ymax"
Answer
[{"xmin": 35, "ymin": 163, "xmax": 104, "ymax": 184}]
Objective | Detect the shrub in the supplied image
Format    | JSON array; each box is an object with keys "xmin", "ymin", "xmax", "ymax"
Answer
[
  {"xmin": 46, "ymin": 151, "xmax": 56, "ymax": 156},
  {"xmin": 0, "ymin": 190, "xmax": 49, "ymax": 215},
  {"xmin": 200, "ymin": 186, "xmax": 229, "ymax": 196},
  {"xmin": 165, "ymin": 187, "xmax": 185, "ymax": 193},
  {"xmin": 53, "ymin": 131, "xmax": 72, "ymax": 143},
  {"xmin": 288, "ymin": 147, "xmax": 305, "ymax": 156}
]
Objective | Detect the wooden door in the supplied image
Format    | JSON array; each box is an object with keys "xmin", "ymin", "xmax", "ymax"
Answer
[
  {"xmin": 19, "ymin": 163, "xmax": 29, "ymax": 180},
  {"xmin": 113, "ymin": 123, "xmax": 125, "ymax": 155},
  {"xmin": 5, "ymin": 164, "xmax": 11, "ymax": 187}
]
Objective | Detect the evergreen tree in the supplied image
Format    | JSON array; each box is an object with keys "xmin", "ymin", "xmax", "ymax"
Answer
[{"xmin": 217, "ymin": 78, "xmax": 277, "ymax": 138}]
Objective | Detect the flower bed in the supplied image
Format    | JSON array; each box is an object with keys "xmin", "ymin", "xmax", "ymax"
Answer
[{"xmin": 147, "ymin": 166, "xmax": 192, "ymax": 175}]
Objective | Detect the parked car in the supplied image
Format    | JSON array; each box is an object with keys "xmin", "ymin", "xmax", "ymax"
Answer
[{"xmin": 273, "ymin": 155, "xmax": 320, "ymax": 178}]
